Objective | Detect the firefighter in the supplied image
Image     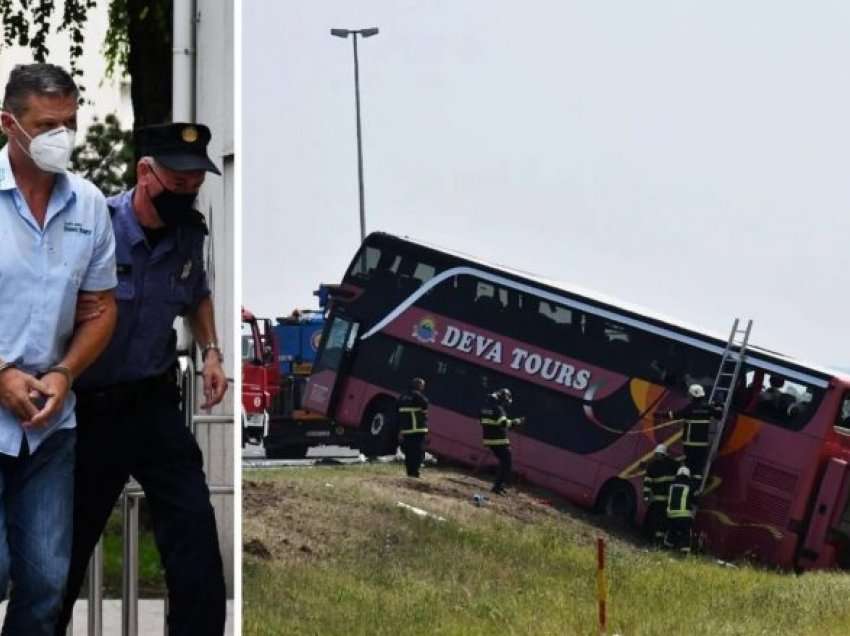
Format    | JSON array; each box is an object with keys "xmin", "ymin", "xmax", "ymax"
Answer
[
  {"xmin": 397, "ymin": 377, "xmax": 429, "ymax": 478},
  {"xmin": 642, "ymin": 444, "xmax": 679, "ymax": 546},
  {"xmin": 664, "ymin": 465, "xmax": 697, "ymax": 554},
  {"xmin": 480, "ymin": 388, "xmax": 525, "ymax": 494},
  {"xmin": 667, "ymin": 383, "xmax": 717, "ymax": 491}
]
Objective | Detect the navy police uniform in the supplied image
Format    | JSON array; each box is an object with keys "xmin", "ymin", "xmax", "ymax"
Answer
[
  {"xmin": 57, "ymin": 124, "xmax": 225, "ymax": 636},
  {"xmin": 397, "ymin": 388, "xmax": 429, "ymax": 477}
]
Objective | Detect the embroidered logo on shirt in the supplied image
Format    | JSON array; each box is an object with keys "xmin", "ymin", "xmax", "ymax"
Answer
[
  {"xmin": 179, "ymin": 259, "xmax": 193, "ymax": 280},
  {"xmin": 63, "ymin": 221, "xmax": 92, "ymax": 235}
]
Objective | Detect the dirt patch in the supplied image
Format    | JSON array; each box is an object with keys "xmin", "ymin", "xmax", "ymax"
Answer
[
  {"xmin": 243, "ymin": 464, "xmax": 637, "ymax": 566},
  {"xmin": 243, "ymin": 475, "xmax": 383, "ymax": 563},
  {"xmin": 243, "ymin": 538, "xmax": 272, "ymax": 560}
]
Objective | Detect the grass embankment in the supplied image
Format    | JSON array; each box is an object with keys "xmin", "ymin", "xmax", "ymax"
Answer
[{"xmin": 243, "ymin": 463, "xmax": 850, "ymax": 636}]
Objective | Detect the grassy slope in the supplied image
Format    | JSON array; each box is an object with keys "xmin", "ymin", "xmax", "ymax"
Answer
[{"xmin": 243, "ymin": 464, "xmax": 850, "ymax": 636}]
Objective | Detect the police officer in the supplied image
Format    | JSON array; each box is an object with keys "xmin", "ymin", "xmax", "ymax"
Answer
[
  {"xmin": 480, "ymin": 388, "xmax": 524, "ymax": 494},
  {"xmin": 397, "ymin": 377, "xmax": 429, "ymax": 478},
  {"xmin": 642, "ymin": 444, "xmax": 679, "ymax": 546},
  {"xmin": 56, "ymin": 123, "xmax": 227, "ymax": 635},
  {"xmin": 664, "ymin": 465, "xmax": 697, "ymax": 554},
  {"xmin": 667, "ymin": 383, "xmax": 716, "ymax": 491}
]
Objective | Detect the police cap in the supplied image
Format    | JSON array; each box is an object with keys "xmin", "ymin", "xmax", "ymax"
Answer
[{"xmin": 134, "ymin": 122, "xmax": 221, "ymax": 175}]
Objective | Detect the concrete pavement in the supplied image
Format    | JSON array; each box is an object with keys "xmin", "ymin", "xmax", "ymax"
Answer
[{"xmin": 0, "ymin": 600, "xmax": 234, "ymax": 635}]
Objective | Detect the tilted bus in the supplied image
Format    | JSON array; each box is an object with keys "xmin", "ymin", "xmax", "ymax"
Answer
[{"xmin": 304, "ymin": 232, "xmax": 850, "ymax": 569}]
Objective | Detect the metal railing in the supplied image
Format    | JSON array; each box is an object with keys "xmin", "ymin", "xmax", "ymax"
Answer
[{"xmin": 67, "ymin": 356, "xmax": 234, "ymax": 635}]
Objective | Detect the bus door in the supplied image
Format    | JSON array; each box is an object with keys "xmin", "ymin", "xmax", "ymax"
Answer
[
  {"xmin": 798, "ymin": 457, "xmax": 849, "ymax": 567},
  {"xmin": 302, "ymin": 314, "xmax": 360, "ymax": 416}
]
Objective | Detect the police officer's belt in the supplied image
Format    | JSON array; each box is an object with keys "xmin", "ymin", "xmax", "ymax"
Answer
[{"xmin": 76, "ymin": 371, "xmax": 177, "ymax": 408}]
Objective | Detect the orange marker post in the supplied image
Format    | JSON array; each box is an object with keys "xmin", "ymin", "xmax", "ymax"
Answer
[{"xmin": 597, "ymin": 537, "xmax": 607, "ymax": 635}]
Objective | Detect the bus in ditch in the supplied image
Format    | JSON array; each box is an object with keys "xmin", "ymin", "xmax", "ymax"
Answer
[{"xmin": 303, "ymin": 232, "xmax": 850, "ymax": 570}]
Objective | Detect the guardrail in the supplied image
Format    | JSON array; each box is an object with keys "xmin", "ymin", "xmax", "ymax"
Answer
[{"xmin": 66, "ymin": 356, "xmax": 233, "ymax": 635}]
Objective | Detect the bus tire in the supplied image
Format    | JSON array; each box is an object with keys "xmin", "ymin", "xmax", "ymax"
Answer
[
  {"xmin": 361, "ymin": 398, "xmax": 398, "ymax": 458},
  {"xmin": 265, "ymin": 444, "xmax": 308, "ymax": 460},
  {"xmin": 596, "ymin": 480, "xmax": 637, "ymax": 526}
]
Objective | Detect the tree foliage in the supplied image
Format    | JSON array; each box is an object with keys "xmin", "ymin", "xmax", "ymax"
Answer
[
  {"xmin": 0, "ymin": 1, "xmax": 172, "ymax": 192},
  {"xmin": 0, "ymin": 0, "xmax": 172, "ymax": 125},
  {"xmin": 0, "ymin": 0, "xmax": 98, "ymax": 92},
  {"xmin": 70, "ymin": 113, "xmax": 134, "ymax": 194}
]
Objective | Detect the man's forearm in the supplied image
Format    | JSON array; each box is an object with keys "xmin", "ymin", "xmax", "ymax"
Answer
[
  {"xmin": 189, "ymin": 295, "xmax": 218, "ymax": 351},
  {"xmin": 60, "ymin": 293, "xmax": 117, "ymax": 379}
]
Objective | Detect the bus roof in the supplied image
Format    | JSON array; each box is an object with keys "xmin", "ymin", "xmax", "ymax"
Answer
[{"xmin": 367, "ymin": 232, "xmax": 837, "ymax": 388}]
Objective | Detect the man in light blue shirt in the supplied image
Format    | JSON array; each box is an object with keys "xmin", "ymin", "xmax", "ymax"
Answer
[{"xmin": 0, "ymin": 63, "xmax": 117, "ymax": 635}]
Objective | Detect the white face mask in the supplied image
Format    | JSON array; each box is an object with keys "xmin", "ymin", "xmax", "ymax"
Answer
[{"xmin": 3, "ymin": 112, "xmax": 76, "ymax": 174}]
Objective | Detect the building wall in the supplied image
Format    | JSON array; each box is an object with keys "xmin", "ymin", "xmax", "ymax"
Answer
[
  {"xmin": 194, "ymin": 0, "xmax": 235, "ymax": 597},
  {"xmin": 0, "ymin": 2, "xmax": 133, "ymax": 134}
]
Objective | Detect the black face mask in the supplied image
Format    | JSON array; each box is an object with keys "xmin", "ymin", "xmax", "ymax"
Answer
[{"xmin": 148, "ymin": 169, "xmax": 198, "ymax": 228}]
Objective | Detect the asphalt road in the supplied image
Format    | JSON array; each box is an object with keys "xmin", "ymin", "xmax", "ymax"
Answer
[{"xmin": 241, "ymin": 442, "xmax": 367, "ymax": 468}]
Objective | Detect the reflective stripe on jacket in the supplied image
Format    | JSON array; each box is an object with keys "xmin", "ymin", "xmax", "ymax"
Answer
[
  {"xmin": 671, "ymin": 400, "xmax": 714, "ymax": 447},
  {"xmin": 667, "ymin": 480, "xmax": 695, "ymax": 519},
  {"xmin": 397, "ymin": 390, "xmax": 429, "ymax": 435},
  {"xmin": 481, "ymin": 398, "xmax": 516, "ymax": 447}
]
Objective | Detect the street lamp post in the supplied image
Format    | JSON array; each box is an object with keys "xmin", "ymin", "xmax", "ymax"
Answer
[{"xmin": 330, "ymin": 27, "xmax": 379, "ymax": 244}]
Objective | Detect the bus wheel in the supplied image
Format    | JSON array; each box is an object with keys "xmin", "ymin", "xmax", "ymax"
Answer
[
  {"xmin": 597, "ymin": 480, "xmax": 636, "ymax": 526},
  {"xmin": 361, "ymin": 399, "xmax": 398, "ymax": 458}
]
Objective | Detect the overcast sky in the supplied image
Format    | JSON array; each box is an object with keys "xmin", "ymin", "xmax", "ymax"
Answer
[{"xmin": 244, "ymin": 1, "xmax": 850, "ymax": 370}]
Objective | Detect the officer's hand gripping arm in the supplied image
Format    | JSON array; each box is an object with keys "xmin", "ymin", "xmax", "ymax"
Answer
[{"xmin": 29, "ymin": 290, "xmax": 117, "ymax": 427}]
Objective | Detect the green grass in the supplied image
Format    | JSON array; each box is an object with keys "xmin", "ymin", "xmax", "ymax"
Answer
[
  {"xmin": 99, "ymin": 507, "xmax": 166, "ymax": 598},
  {"xmin": 243, "ymin": 465, "xmax": 850, "ymax": 636}
]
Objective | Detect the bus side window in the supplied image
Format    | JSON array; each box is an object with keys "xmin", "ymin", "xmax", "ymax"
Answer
[
  {"xmin": 414, "ymin": 262, "xmax": 436, "ymax": 286},
  {"xmin": 348, "ymin": 246, "xmax": 382, "ymax": 280},
  {"xmin": 398, "ymin": 261, "xmax": 437, "ymax": 297},
  {"xmin": 838, "ymin": 395, "xmax": 850, "ymax": 430},
  {"xmin": 748, "ymin": 373, "xmax": 814, "ymax": 425},
  {"xmin": 473, "ymin": 282, "xmax": 505, "ymax": 321},
  {"xmin": 538, "ymin": 301, "xmax": 572, "ymax": 325},
  {"xmin": 388, "ymin": 344, "xmax": 404, "ymax": 372}
]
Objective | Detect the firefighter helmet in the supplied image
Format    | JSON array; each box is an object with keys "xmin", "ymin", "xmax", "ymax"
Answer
[
  {"xmin": 688, "ymin": 384, "xmax": 705, "ymax": 399},
  {"xmin": 654, "ymin": 443, "xmax": 668, "ymax": 455},
  {"xmin": 677, "ymin": 465, "xmax": 691, "ymax": 478},
  {"xmin": 495, "ymin": 388, "xmax": 512, "ymax": 404}
]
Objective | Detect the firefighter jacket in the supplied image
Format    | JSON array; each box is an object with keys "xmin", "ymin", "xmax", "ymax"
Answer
[
  {"xmin": 670, "ymin": 399, "xmax": 716, "ymax": 448},
  {"xmin": 643, "ymin": 454, "xmax": 679, "ymax": 504},
  {"xmin": 397, "ymin": 390, "xmax": 429, "ymax": 435},
  {"xmin": 666, "ymin": 474, "xmax": 696, "ymax": 519},
  {"xmin": 480, "ymin": 396, "xmax": 521, "ymax": 447}
]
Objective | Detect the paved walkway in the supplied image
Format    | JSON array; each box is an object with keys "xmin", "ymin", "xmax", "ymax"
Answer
[{"xmin": 0, "ymin": 600, "xmax": 234, "ymax": 634}]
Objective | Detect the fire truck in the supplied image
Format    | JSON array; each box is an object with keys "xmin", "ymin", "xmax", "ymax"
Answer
[
  {"xmin": 241, "ymin": 307, "xmax": 279, "ymax": 447},
  {"xmin": 241, "ymin": 290, "xmax": 362, "ymax": 458}
]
